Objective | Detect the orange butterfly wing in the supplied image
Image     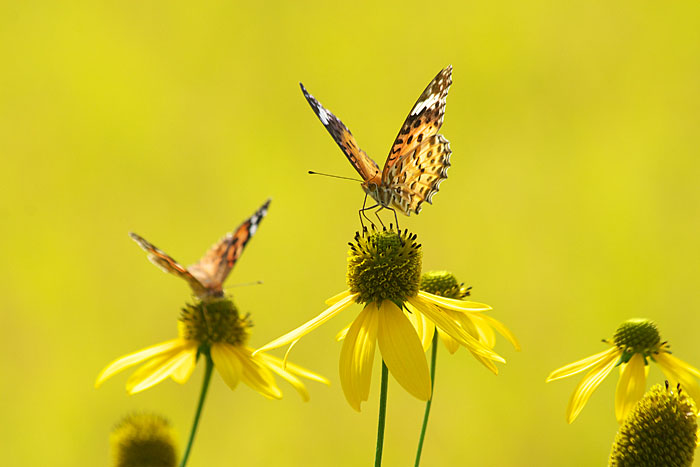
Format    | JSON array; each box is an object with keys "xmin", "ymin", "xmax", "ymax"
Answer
[
  {"xmin": 300, "ymin": 83, "xmax": 381, "ymax": 185},
  {"xmin": 129, "ymin": 232, "xmax": 208, "ymax": 297},
  {"xmin": 187, "ymin": 199, "xmax": 271, "ymax": 296},
  {"xmin": 382, "ymin": 66, "xmax": 452, "ymax": 215}
]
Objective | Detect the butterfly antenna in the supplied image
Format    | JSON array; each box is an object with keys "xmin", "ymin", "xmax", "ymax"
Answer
[
  {"xmin": 224, "ymin": 280, "xmax": 264, "ymax": 290},
  {"xmin": 308, "ymin": 171, "xmax": 363, "ymax": 182}
]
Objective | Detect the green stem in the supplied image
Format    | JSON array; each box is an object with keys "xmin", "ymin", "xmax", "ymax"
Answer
[
  {"xmin": 374, "ymin": 360, "xmax": 390, "ymax": 467},
  {"xmin": 180, "ymin": 352, "xmax": 214, "ymax": 467},
  {"xmin": 414, "ymin": 333, "xmax": 438, "ymax": 467}
]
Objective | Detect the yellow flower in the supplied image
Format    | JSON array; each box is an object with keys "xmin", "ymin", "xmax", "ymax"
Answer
[
  {"xmin": 546, "ymin": 319, "xmax": 700, "ymax": 423},
  {"xmin": 96, "ymin": 298, "xmax": 328, "ymax": 401},
  {"xmin": 335, "ymin": 270, "xmax": 520, "ymax": 374},
  {"xmin": 255, "ymin": 228, "xmax": 508, "ymax": 411}
]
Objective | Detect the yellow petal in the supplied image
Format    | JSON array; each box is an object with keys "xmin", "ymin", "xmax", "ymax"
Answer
[
  {"xmin": 339, "ymin": 303, "xmax": 379, "ymax": 412},
  {"xmin": 256, "ymin": 352, "xmax": 315, "ymax": 401},
  {"xmin": 211, "ymin": 343, "xmax": 243, "ymax": 391},
  {"xmin": 565, "ymin": 350, "xmax": 619, "ymax": 423},
  {"xmin": 170, "ymin": 343, "xmax": 198, "ymax": 384},
  {"xmin": 546, "ymin": 347, "xmax": 619, "ymax": 382},
  {"xmin": 475, "ymin": 314, "xmax": 521, "ymax": 351},
  {"xmin": 335, "ymin": 322, "xmax": 352, "ymax": 342},
  {"xmin": 418, "ymin": 291, "xmax": 492, "ymax": 312},
  {"xmin": 408, "ymin": 297, "xmax": 504, "ymax": 363},
  {"xmin": 469, "ymin": 349, "xmax": 499, "ymax": 375},
  {"xmin": 615, "ymin": 353, "xmax": 646, "ymax": 423},
  {"xmin": 127, "ymin": 347, "xmax": 195, "ymax": 394},
  {"xmin": 377, "ymin": 301, "xmax": 431, "ymax": 401},
  {"xmin": 95, "ymin": 338, "xmax": 184, "ymax": 388},
  {"xmin": 469, "ymin": 314, "xmax": 496, "ymax": 347},
  {"xmin": 405, "ymin": 302, "xmax": 435, "ymax": 352},
  {"xmin": 657, "ymin": 352, "xmax": 700, "ymax": 379},
  {"xmin": 234, "ymin": 347, "xmax": 283, "ymax": 400},
  {"xmin": 655, "ymin": 352, "xmax": 700, "ymax": 409},
  {"xmin": 254, "ymin": 293, "xmax": 358, "ymax": 355},
  {"xmin": 437, "ymin": 328, "xmax": 460, "ymax": 354},
  {"xmin": 255, "ymin": 351, "xmax": 330, "ymax": 385},
  {"xmin": 325, "ymin": 289, "xmax": 352, "ymax": 306}
]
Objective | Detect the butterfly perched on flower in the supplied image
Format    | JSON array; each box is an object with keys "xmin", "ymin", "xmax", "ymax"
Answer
[
  {"xmin": 301, "ymin": 66, "xmax": 452, "ymax": 225},
  {"xmin": 129, "ymin": 199, "xmax": 270, "ymax": 300}
]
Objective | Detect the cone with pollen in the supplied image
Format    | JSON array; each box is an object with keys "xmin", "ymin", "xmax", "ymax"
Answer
[
  {"xmin": 609, "ymin": 383, "xmax": 697, "ymax": 466},
  {"xmin": 111, "ymin": 413, "xmax": 178, "ymax": 467},
  {"xmin": 95, "ymin": 297, "xmax": 328, "ymax": 400},
  {"xmin": 547, "ymin": 318, "xmax": 700, "ymax": 423},
  {"xmin": 256, "ymin": 227, "xmax": 508, "ymax": 411}
]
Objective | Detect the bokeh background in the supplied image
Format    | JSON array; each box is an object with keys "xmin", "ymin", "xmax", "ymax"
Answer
[{"xmin": 2, "ymin": 1, "xmax": 700, "ymax": 465}]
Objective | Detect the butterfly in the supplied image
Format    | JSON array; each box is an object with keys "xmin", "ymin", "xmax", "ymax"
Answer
[
  {"xmin": 301, "ymin": 66, "xmax": 452, "ymax": 226},
  {"xmin": 129, "ymin": 199, "xmax": 270, "ymax": 300}
]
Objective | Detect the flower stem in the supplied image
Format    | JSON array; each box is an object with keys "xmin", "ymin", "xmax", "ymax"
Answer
[
  {"xmin": 414, "ymin": 333, "xmax": 438, "ymax": 467},
  {"xmin": 180, "ymin": 352, "xmax": 214, "ymax": 467},
  {"xmin": 374, "ymin": 360, "xmax": 389, "ymax": 467}
]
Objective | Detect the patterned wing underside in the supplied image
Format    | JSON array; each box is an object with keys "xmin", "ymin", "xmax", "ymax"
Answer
[
  {"xmin": 382, "ymin": 66, "xmax": 452, "ymax": 183},
  {"xmin": 187, "ymin": 199, "xmax": 271, "ymax": 294},
  {"xmin": 128, "ymin": 232, "xmax": 208, "ymax": 296},
  {"xmin": 300, "ymin": 83, "xmax": 381, "ymax": 184},
  {"xmin": 385, "ymin": 134, "xmax": 451, "ymax": 215}
]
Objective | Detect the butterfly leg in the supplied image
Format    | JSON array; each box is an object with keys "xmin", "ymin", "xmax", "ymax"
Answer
[
  {"xmin": 374, "ymin": 206, "xmax": 399, "ymax": 230},
  {"xmin": 372, "ymin": 206, "xmax": 386, "ymax": 229},
  {"xmin": 390, "ymin": 207, "xmax": 400, "ymax": 230},
  {"xmin": 358, "ymin": 194, "xmax": 379, "ymax": 229}
]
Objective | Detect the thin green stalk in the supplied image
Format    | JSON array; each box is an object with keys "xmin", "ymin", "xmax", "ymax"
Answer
[
  {"xmin": 414, "ymin": 333, "xmax": 438, "ymax": 467},
  {"xmin": 374, "ymin": 360, "xmax": 390, "ymax": 467},
  {"xmin": 180, "ymin": 352, "xmax": 214, "ymax": 467}
]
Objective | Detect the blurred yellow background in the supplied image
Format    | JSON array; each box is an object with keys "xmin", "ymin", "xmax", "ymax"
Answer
[{"xmin": 2, "ymin": 1, "xmax": 699, "ymax": 465}]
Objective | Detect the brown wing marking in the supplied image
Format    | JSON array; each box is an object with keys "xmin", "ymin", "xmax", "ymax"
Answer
[
  {"xmin": 129, "ymin": 232, "xmax": 207, "ymax": 295},
  {"xmin": 188, "ymin": 198, "xmax": 271, "ymax": 295},
  {"xmin": 382, "ymin": 66, "xmax": 452, "ymax": 183},
  {"xmin": 385, "ymin": 134, "xmax": 451, "ymax": 216},
  {"xmin": 300, "ymin": 83, "xmax": 381, "ymax": 183}
]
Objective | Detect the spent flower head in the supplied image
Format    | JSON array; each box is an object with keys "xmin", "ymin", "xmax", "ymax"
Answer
[
  {"xmin": 547, "ymin": 318, "xmax": 700, "ymax": 423},
  {"xmin": 609, "ymin": 383, "xmax": 697, "ymax": 466},
  {"xmin": 111, "ymin": 413, "xmax": 178, "ymax": 467},
  {"xmin": 256, "ymin": 227, "xmax": 511, "ymax": 411},
  {"xmin": 96, "ymin": 297, "xmax": 328, "ymax": 400}
]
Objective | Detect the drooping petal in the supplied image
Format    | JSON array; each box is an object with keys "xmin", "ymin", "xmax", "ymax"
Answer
[
  {"xmin": 436, "ymin": 327, "xmax": 460, "ymax": 354},
  {"xmin": 565, "ymin": 350, "xmax": 619, "ymax": 423},
  {"xmin": 211, "ymin": 343, "xmax": 243, "ymax": 391},
  {"xmin": 254, "ymin": 293, "xmax": 358, "ymax": 355},
  {"xmin": 325, "ymin": 289, "xmax": 352, "ymax": 306},
  {"xmin": 170, "ymin": 343, "xmax": 198, "ymax": 384},
  {"xmin": 615, "ymin": 353, "xmax": 646, "ymax": 423},
  {"xmin": 234, "ymin": 347, "xmax": 283, "ymax": 400},
  {"xmin": 476, "ymin": 313, "xmax": 521, "ymax": 351},
  {"xmin": 335, "ymin": 322, "xmax": 352, "ymax": 342},
  {"xmin": 468, "ymin": 313, "xmax": 496, "ymax": 347},
  {"xmin": 95, "ymin": 338, "xmax": 184, "ymax": 388},
  {"xmin": 409, "ymin": 297, "xmax": 504, "ymax": 363},
  {"xmin": 377, "ymin": 301, "xmax": 431, "ymax": 401},
  {"xmin": 655, "ymin": 352, "xmax": 700, "ymax": 409},
  {"xmin": 339, "ymin": 303, "xmax": 379, "ymax": 411},
  {"xmin": 256, "ymin": 351, "xmax": 327, "ymax": 402},
  {"xmin": 546, "ymin": 347, "xmax": 619, "ymax": 382},
  {"xmin": 127, "ymin": 347, "xmax": 196, "ymax": 394},
  {"xmin": 468, "ymin": 349, "xmax": 499, "ymax": 375},
  {"xmin": 657, "ymin": 352, "xmax": 700, "ymax": 379},
  {"xmin": 405, "ymin": 302, "xmax": 435, "ymax": 352},
  {"xmin": 255, "ymin": 351, "xmax": 330, "ymax": 385},
  {"xmin": 418, "ymin": 291, "xmax": 492, "ymax": 312}
]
